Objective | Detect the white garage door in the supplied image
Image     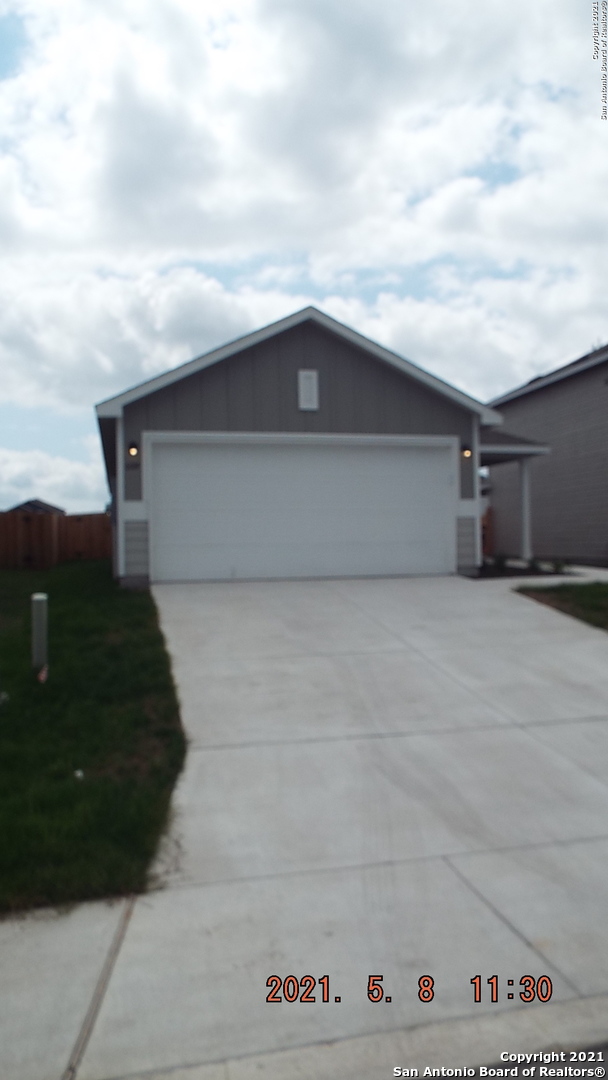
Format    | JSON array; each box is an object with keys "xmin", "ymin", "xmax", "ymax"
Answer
[{"xmin": 148, "ymin": 438, "xmax": 456, "ymax": 581}]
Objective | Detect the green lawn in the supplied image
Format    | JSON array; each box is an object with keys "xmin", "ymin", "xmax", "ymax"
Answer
[
  {"xmin": 0, "ymin": 560, "xmax": 186, "ymax": 915},
  {"xmin": 518, "ymin": 581, "xmax": 608, "ymax": 632}
]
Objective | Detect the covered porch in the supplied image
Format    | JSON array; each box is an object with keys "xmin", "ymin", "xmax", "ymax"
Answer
[{"xmin": 479, "ymin": 429, "xmax": 549, "ymax": 561}]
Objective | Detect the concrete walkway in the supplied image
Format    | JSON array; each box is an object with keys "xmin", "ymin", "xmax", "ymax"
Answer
[{"xmin": 3, "ymin": 570, "xmax": 608, "ymax": 1080}]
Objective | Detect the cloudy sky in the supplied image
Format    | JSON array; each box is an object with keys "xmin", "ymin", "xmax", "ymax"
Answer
[{"xmin": 0, "ymin": 0, "xmax": 605, "ymax": 512}]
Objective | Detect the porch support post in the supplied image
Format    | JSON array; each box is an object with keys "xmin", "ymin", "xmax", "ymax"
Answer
[{"xmin": 519, "ymin": 457, "xmax": 532, "ymax": 561}]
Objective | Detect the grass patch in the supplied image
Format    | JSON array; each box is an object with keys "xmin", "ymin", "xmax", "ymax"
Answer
[
  {"xmin": 0, "ymin": 560, "xmax": 186, "ymax": 915},
  {"xmin": 517, "ymin": 581, "xmax": 608, "ymax": 632}
]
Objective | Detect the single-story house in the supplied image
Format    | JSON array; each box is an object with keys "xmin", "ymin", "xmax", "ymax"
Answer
[
  {"xmin": 487, "ymin": 342, "xmax": 608, "ymax": 565},
  {"xmin": 95, "ymin": 306, "xmax": 545, "ymax": 586}
]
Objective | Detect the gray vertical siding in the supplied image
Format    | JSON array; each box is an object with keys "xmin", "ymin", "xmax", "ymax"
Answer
[
  {"xmin": 456, "ymin": 517, "xmax": 477, "ymax": 568},
  {"xmin": 124, "ymin": 521, "xmax": 149, "ymax": 576},
  {"xmin": 123, "ymin": 321, "xmax": 475, "ymax": 500},
  {"xmin": 489, "ymin": 360, "xmax": 608, "ymax": 562},
  {"xmin": 487, "ymin": 461, "xmax": 522, "ymax": 556}
]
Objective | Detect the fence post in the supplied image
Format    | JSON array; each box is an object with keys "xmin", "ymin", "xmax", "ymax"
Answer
[{"xmin": 31, "ymin": 593, "xmax": 48, "ymax": 669}]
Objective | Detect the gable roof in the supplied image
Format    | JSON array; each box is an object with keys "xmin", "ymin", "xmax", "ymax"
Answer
[
  {"xmin": 7, "ymin": 498, "xmax": 66, "ymax": 515},
  {"xmin": 490, "ymin": 342, "xmax": 608, "ymax": 407},
  {"xmin": 96, "ymin": 306, "xmax": 502, "ymax": 426}
]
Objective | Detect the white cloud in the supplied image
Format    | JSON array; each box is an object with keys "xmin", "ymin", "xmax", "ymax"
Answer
[
  {"xmin": 0, "ymin": 0, "xmax": 606, "ymax": 511},
  {"xmin": 0, "ymin": 439, "xmax": 107, "ymax": 513}
]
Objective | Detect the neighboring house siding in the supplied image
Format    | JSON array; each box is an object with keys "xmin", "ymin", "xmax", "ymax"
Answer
[
  {"xmin": 124, "ymin": 521, "xmax": 149, "ymax": 576},
  {"xmin": 122, "ymin": 321, "xmax": 475, "ymax": 500},
  {"xmin": 456, "ymin": 517, "xmax": 476, "ymax": 568},
  {"xmin": 487, "ymin": 461, "xmax": 522, "ymax": 556},
  {"xmin": 489, "ymin": 360, "xmax": 608, "ymax": 562}
]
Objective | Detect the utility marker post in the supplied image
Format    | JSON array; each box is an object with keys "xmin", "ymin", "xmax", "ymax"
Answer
[{"xmin": 31, "ymin": 593, "xmax": 48, "ymax": 670}]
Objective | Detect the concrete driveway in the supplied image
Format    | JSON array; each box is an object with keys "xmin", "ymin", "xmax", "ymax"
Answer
[{"xmin": 3, "ymin": 572, "xmax": 608, "ymax": 1080}]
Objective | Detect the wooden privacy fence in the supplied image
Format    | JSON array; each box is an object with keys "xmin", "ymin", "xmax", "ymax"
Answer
[{"xmin": 0, "ymin": 511, "xmax": 112, "ymax": 570}]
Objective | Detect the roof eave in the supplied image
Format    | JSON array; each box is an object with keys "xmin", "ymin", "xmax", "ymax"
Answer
[
  {"xmin": 490, "ymin": 350, "xmax": 608, "ymax": 407},
  {"xmin": 481, "ymin": 445, "xmax": 550, "ymax": 456},
  {"xmin": 480, "ymin": 445, "xmax": 550, "ymax": 467}
]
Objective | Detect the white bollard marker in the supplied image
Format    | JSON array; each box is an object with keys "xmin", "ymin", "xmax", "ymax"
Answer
[{"xmin": 31, "ymin": 593, "xmax": 48, "ymax": 670}]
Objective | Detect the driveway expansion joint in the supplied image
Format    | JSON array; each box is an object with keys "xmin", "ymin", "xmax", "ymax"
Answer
[
  {"xmin": 442, "ymin": 857, "xmax": 581, "ymax": 997},
  {"xmin": 61, "ymin": 896, "xmax": 136, "ymax": 1080}
]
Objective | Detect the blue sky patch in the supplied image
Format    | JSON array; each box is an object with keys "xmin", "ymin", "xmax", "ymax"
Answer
[
  {"xmin": 468, "ymin": 161, "xmax": 520, "ymax": 189},
  {"xmin": 0, "ymin": 402, "xmax": 98, "ymax": 460},
  {"xmin": 0, "ymin": 12, "xmax": 27, "ymax": 80},
  {"xmin": 180, "ymin": 257, "xmax": 443, "ymax": 307}
]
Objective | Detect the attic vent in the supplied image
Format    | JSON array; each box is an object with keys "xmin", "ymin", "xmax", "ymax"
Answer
[{"xmin": 298, "ymin": 369, "xmax": 319, "ymax": 411}]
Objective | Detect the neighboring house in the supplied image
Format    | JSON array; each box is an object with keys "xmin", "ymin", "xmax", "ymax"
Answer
[
  {"xmin": 95, "ymin": 306, "xmax": 541, "ymax": 586},
  {"xmin": 488, "ymin": 343, "xmax": 608, "ymax": 566},
  {"xmin": 7, "ymin": 499, "xmax": 66, "ymax": 515}
]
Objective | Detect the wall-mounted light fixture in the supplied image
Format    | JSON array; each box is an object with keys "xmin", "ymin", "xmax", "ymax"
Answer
[
  {"xmin": 128, "ymin": 442, "xmax": 139, "ymax": 458},
  {"xmin": 461, "ymin": 444, "xmax": 472, "ymax": 459}
]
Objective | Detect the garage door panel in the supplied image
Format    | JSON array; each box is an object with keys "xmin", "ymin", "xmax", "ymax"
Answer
[
  {"xmin": 150, "ymin": 441, "xmax": 456, "ymax": 581},
  {"xmin": 154, "ymin": 444, "xmax": 445, "ymax": 509},
  {"xmin": 154, "ymin": 504, "xmax": 441, "ymax": 549},
  {"xmin": 153, "ymin": 540, "xmax": 448, "ymax": 581}
]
